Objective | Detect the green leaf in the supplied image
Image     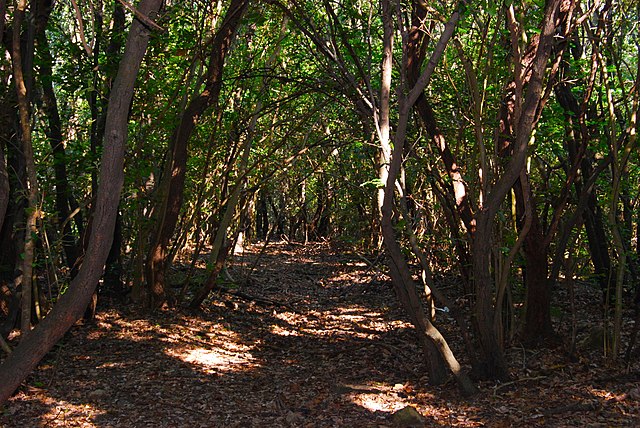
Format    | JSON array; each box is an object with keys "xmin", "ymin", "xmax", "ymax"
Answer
[{"xmin": 360, "ymin": 178, "xmax": 385, "ymax": 189}]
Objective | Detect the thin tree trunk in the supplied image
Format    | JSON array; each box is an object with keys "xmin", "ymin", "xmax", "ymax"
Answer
[
  {"xmin": 0, "ymin": 133, "xmax": 8, "ymax": 236},
  {"xmin": 190, "ymin": 18, "xmax": 287, "ymax": 308},
  {"xmin": 0, "ymin": 0, "xmax": 163, "ymax": 404},
  {"xmin": 37, "ymin": 28, "xmax": 79, "ymax": 275},
  {"xmin": 12, "ymin": 0, "xmax": 39, "ymax": 337},
  {"xmin": 406, "ymin": 1, "xmax": 473, "ymax": 286}
]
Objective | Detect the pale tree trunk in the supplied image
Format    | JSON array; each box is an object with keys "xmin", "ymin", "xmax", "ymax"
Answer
[
  {"xmin": 375, "ymin": 0, "xmax": 392, "ymax": 220},
  {"xmin": 0, "ymin": 0, "xmax": 164, "ymax": 404}
]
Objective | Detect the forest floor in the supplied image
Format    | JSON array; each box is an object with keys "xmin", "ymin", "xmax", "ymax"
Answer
[{"xmin": 1, "ymin": 241, "xmax": 639, "ymax": 427}]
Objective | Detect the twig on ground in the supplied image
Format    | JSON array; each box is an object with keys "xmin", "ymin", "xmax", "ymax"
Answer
[
  {"xmin": 355, "ymin": 253, "xmax": 386, "ymax": 277},
  {"xmin": 493, "ymin": 376, "xmax": 548, "ymax": 395}
]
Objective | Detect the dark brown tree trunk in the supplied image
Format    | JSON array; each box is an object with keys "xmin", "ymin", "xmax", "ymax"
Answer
[
  {"xmin": 13, "ymin": 0, "xmax": 39, "ymax": 337},
  {"xmin": 36, "ymin": 21, "xmax": 80, "ymax": 275},
  {"xmin": 405, "ymin": 0, "xmax": 475, "ymax": 293},
  {"xmin": 0, "ymin": 121, "xmax": 9, "ymax": 239},
  {"xmin": 256, "ymin": 191, "xmax": 269, "ymax": 240},
  {"xmin": 514, "ymin": 178, "xmax": 554, "ymax": 345},
  {"xmin": 0, "ymin": 0, "xmax": 163, "ymax": 404},
  {"xmin": 406, "ymin": 0, "xmax": 475, "ymax": 234},
  {"xmin": 471, "ymin": 210, "xmax": 509, "ymax": 380},
  {"xmin": 189, "ymin": 241, "xmax": 232, "ymax": 310},
  {"xmin": 145, "ymin": 0, "xmax": 249, "ymax": 309},
  {"xmin": 378, "ymin": 0, "xmax": 475, "ymax": 395},
  {"xmin": 103, "ymin": 213, "xmax": 124, "ymax": 296}
]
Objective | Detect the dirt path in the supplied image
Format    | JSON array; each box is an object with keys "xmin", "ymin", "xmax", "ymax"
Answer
[{"xmin": 1, "ymin": 243, "xmax": 639, "ymax": 427}]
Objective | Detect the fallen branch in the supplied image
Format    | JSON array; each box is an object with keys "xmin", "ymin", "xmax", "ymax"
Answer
[
  {"xmin": 0, "ymin": 336, "xmax": 11, "ymax": 354},
  {"xmin": 208, "ymin": 282, "xmax": 294, "ymax": 311},
  {"xmin": 493, "ymin": 376, "xmax": 547, "ymax": 395}
]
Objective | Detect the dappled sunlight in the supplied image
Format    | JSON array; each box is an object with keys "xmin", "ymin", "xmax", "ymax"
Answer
[
  {"xmin": 347, "ymin": 383, "xmax": 408, "ymax": 413},
  {"xmin": 345, "ymin": 382, "xmax": 465, "ymax": 426},
  {"xmin": 585, "ymin": 384, "xmax": 640, "ymax": 421},
  {"xmin": 3, "ymin": 393, "xmax": 107, "ymax": 428},
  {"xmin": 5, "ymin": 244, "xmax": 639, "ymax": 427},
  {"xmin": 40, "ymin": 400, "xmax": 107, "ymax": 427},
  {"xmin": 269, "ymin": 323, "xmax": 301, "ymax": 337},
  {"xmin": 166, "ymin": 347, "xmax": 261, "ymax": 373}
]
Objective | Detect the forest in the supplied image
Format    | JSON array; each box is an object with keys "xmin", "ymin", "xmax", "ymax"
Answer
[{"xmin": 0, "ymin": 0, "xmax": 639, "ymax": 425}]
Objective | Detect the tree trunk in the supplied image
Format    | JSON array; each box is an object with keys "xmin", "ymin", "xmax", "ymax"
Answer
[
  {"xmin": 406, "ymin": 0, "xmax": 473, "ymax": 285},
  {"xmin": 36, "ymin": 26, "xmax": 80, "ymax": 275},
  {"xmin": 378, "ymin": 0, "xmax": 475, "ymax": 395},
  {"xmin": 515, "ymin": 179, "xmax": 553, "ymax": 345},
  {"xmin": 12, "ymin": 0, "xmax": 39, "ymax": 337},
  {"xmin": 0, "ymin": 0, "xmax": 163, "ymax": 404},
  {"xmin": 145, "ymin": 0, "xmax": 249, "ymax": 309},
  {"xmin": 470, "ymin": 0, "xmax": 567, "ymax": 379},
  {"xmin": 0, "ymin": 126, "xmax": 9, "ymax": 239}
]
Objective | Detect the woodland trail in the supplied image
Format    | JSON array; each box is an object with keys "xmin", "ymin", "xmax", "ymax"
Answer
[{"xmin": 1, "ymin": 242, "xmax": 639, "ymax": 427}]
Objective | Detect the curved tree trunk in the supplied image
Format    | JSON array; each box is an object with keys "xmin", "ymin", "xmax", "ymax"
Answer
[
  {"xmin": 378, "ymin": 0, "xmax": 475, "ymax": 395},
  {"xmin": 0, "ymin": 0, "xmax": 163, "ymax": 404}
]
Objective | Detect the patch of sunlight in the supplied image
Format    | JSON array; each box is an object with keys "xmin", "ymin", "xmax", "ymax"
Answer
[
  {"xmin": 588, "ymin": 386, "xmax": 627, "ymax": 402},
  {"xmin": 95, "ymin": 361, "xmax": 130, "ymax": 370},
  {"xmin": 270, "ymin": 324, "xmax": 301, "ymax": 336},
  {"xmin": 333, "ymin": 306, "xmax": 384, "ymax": 317},
  {"xmin": 351, "ymin": 390, "xmax": 407, "ymax": 413},
  {"xmin": 42, "ymin": 400, "xmax": 106, "ymax": 426},
  {"xmin": 166, "ymin": 347, "xmax": 259, "ymax": 373},
  {"xmin": 336, "ymin": 312, "xmax": 382, "ymax": 322}
]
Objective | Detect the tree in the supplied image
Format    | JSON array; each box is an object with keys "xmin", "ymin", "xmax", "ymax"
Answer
[
  {"xmin": 0, "ymin": 0, "xmax": 164, "ymax": 404},
  {"xmin": 144, "ymin": 0, "xmax": 249, "ymax": 309}
]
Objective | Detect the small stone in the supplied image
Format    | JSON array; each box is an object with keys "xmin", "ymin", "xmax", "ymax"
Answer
[
  {"xmin": 391, "ymin": 406, "xmax": 426, "ymax": 427},
  {"xmin": 88, "ymin": 389, "xmax": 107, "ymax": 400}
]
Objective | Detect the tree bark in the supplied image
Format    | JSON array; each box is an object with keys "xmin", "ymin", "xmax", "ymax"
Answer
[
  {"xmin": 515, "ymin": 179, "xmax": 554, "ymax": 345},
  {"xmin": 406, "ymin": 1, "xmax": 474, "ymax": 287},
  {"xmin": 0, "ymin": 0, "xmax": 164, "ymax": 404},
  {"xmin": 12, "ymin": 0, "xmax": 39, "ymax": 337},
  {"xmin": 0, "ymin": 125, "xmax": 9, "ymax": 237}
]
